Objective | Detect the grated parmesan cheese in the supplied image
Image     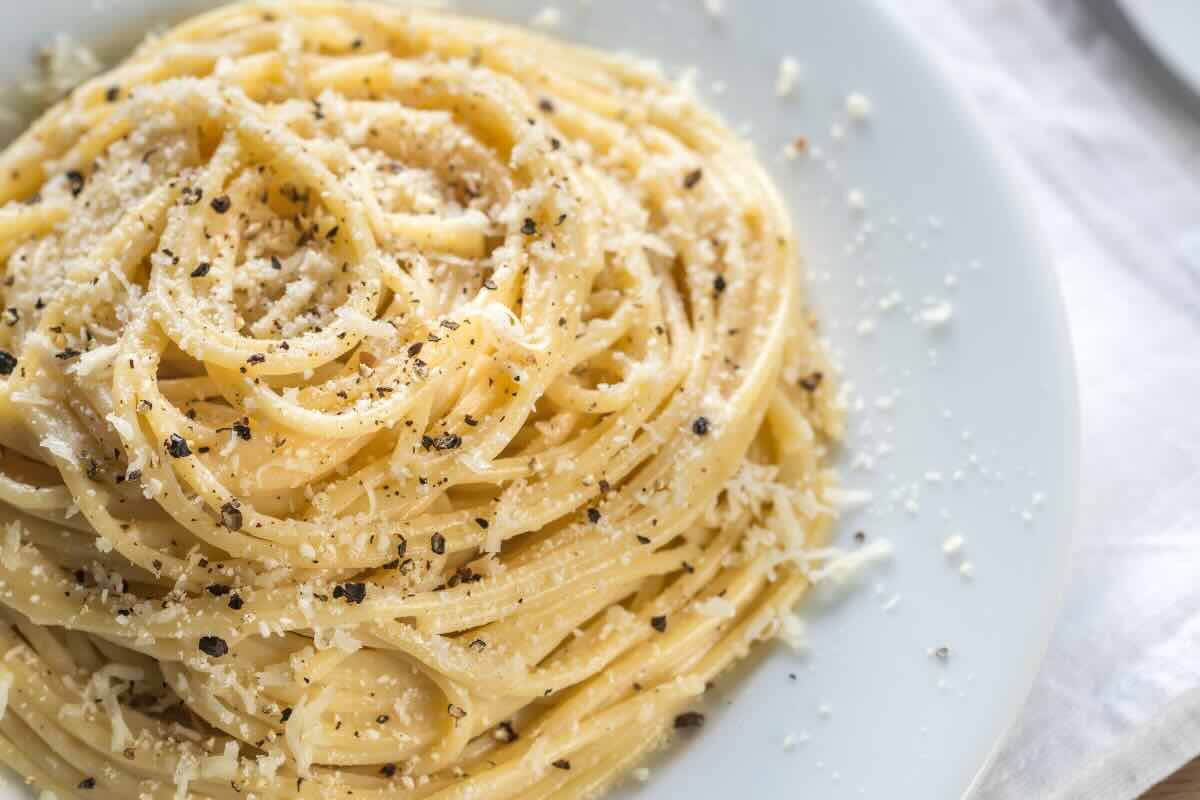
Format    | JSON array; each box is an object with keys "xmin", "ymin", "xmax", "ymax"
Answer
[
  {"xmin": 774, "ymin": 57, "xmax": 802, "ymax": 98},
  {"xmin": 200, "ymin": 741, "xmax": 239, "ymax": 780},
  {"xmin": 286, "ymin": 687, "xmax": 335, "ymax": 775},
  {"xmin": 693, "ymin": 596, "xmax": 736, "ymax": 620},
  {"xmin": 23, "ymin": 33, "xmax": 102, "ymax": 104},
  {"xmin": 530, "ymin": 6, "xmax": 562, "ymax": 28},
  {"xmin": 334, "ymin": 306, "xmax": 395, "ymax": 340},
  {"xmin": 39, "ymin": 434, "xmax": 76, "ymax": 465},
  {"xmin": 0, "ymin": 667, "xmax": 12, "ymax": 720},
  {"xmin": 919, "ymin": 300, "xmax": 954, "ymax": 327},
  {"xmin": 776, "ymin": 610, "xmax": 806, "ymax": 651},
  {"xmin": 173, "ymin": 754, "xmax": 198, "ymax": 800},
  {"xmin": 846, "ymin": 92, "xmax": 873, "ymax": 121},
  {"xmin": 808, "ymin": 539, "xmax": 893, "ymax": 587},
  {"xmin": 822, "ymin": 487, "xmax": 873, "ymax": 513},
  {"xmin": 256, "ymin": 750, "xmax": 286, "ymax": 781}
]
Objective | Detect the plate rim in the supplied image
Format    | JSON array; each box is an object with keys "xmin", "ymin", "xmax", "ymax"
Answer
[{"xmin": 867, "ymin": 1, "xmax": 1082, "ymax": 794}]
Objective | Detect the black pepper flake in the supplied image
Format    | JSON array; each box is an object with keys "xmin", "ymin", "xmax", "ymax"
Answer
[
  {"xmin": 55, "ymin": 348, "xmax": 81, "ymax": 360},
  {"xmin": 692, "ymin": 417, "xmax": 711, "ymax": 436},
  {"xmin": 447, "ymin": 703, "xmax": 467, "ymax": 719},
  {"xmin": 351, "ymin": 36, "xmax": 364, "ymax": 49},
  {"xmin": 376, "ymin": 714, "xmax": 389, "ymax": 724},
  {"xmin": 713, "ymin": 274, "xmax": 727, "ymax": 293},
  {"xmin": 165, "ymin": 433, "xmax": 192, "ymax": 458},
  {"xmin": 232, "ymin": 418, "xmax": 252, "ymax": 441},
  {"xmin": 674, "ymin": 711, "xmax": 705, "ymax": 730},
  {"xmin": 934, "ymin": 646, "xmax": 950, "ymax": 660},
  {"xmin": 0, "ymin": 351, "xmax": 16, "ymax": 375},
  {"xmin": 407, "ymin": 342, "xmax": 423, "ymax": 358},
  {"xmin": 682, "ymin": 561, "xmax": 695, "ymax": 574},
  {"xmin": 552, "ymin": 759, "xmax": 571, "ymax": 770},
  {"xmin": 380, "ymin": 763, "xmax": 397, "ymax": 778},
  {"xmin": 650, "ymin": 615, "xmax": 667, "ymax": 633},
  {"xmin": 521, "ymin": 217, "xmax": 538, "ymax": 235},
  {"xmin": 246, "ymin": 353, "xmax": 266, "ymax": 365},
  {"xmin": 333, "ymin": 582, "xmax": 367, "ymax": 604},
  {"xmin": 206, "ymin": 584, "xmax": 231, "ymax": 597},
  {"xmin": 397, "ymin": 537, "xmax": 407, "ymax": 558},
  {"xmin": 636, "ymin": 535, "xmax": 651, "ymax": 544},
  {"xmin": 683, "ymin": 168, "xmax": 703, "ymax": 189},
  {"xmin": 198, "ymin": 636, "xmax": 228, "ymax": 658},
  {"xmin": 430, "ymin": 532, "xmax": 446, "ymax": 555},
  {"xmin": 210, "ymin": 195, "xmax": 231, "ymax": 214},
  {"xmin": 228, "ymin": 593, "xmax": 244, "ymax": 610},
  {"xmin": 482, "ymin": 278, "xmax": 498, "ymax": 290},
  {"xmin": 431, "ymin": 433, "xmax": 461, "ymax": 451},
  {"xmin": 464, "ymin": 414, "xmax": 479, "ymax": 426},
  {"xmin": 799, "ymin": 371, "xmax": 823, "ymax": 392},
  {"xmin": 468, "ymin": 638, "xmax": 487, "ymax": 652},
  {"xmin": 586, "ymin": 508, "xmax": 601, "ymax": 524},
  {"xmin": 538, "ymin": 97, "xmax": 555, "ymax": 113},
  {"xmin": 475, "ymin": 517, "xmax": 489, "ymax": 529},
  {"xmin": 78, "ymin": 777, "xmax": 96, "ymax": 790},
  {"xmin": 105, "ymin": 85, "xmax": 120, "ymax": 102},
  {"xmin": 190, "ymin": 262, "xmax": 211, "ymax": 278},
  {"xmin": 853, "ymin": 530, "xmax": 866, "ymax": 544},
  {"xmin": 496, "ymin": 721, "xmax": 518, "ymax": 742},
  {"xmin": 221, "ymin": 501, "xmax": 243, "ymax": 531},
  {"xmin": 181, "ymin": 186, "xmax": 203, "ymax": 206},
  {"xmin": 271, "ymin": 255, "xmax": 282, "ymax": 270},
  {"xmin": 441, "ymin": 319, "xmax": 459, "ymax": 330},
  {"xmin": 3, "ymin": 308, "xmax": 17, "ymax": 326},
  {"xmin": 325, "ymin": 225, "xmax": 340, "ymax": 241},
  {"xmin": 66, "ymin": 170, "xmax": 85, "ymax": 197}
]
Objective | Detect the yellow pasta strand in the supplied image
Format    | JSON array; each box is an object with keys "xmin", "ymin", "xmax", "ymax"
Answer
[{"xmin": 0, "ymin": 3, "xmax": 844, "ymax": 798}]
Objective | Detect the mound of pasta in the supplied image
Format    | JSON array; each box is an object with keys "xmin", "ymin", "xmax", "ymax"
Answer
[{"xmin": 0, "ymin": 3, "xmax": 843, "ymax": 798}]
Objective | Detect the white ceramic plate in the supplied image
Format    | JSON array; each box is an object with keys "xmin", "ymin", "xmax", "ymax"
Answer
[
  {"xmin": 0, "ymin": 2, "xmax": 1078, "ymax": 798},
  {"xmin": 1116, "ymin": 0, "xmax": 1200, "ymax": 98}
]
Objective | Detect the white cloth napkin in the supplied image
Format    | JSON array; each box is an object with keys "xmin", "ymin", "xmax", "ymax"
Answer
[{"xmin": 896, "ymin": 1, "xmax": 1200, "ymax": 798}]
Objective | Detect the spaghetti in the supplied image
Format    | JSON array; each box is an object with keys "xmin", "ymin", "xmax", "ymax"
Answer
[{"xmin": 0, "ymin": 3, "xmax": 843, "ymax": 798}]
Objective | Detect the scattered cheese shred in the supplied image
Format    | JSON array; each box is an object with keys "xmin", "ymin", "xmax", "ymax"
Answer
[
  {"xmin": 531, "ymin": 6, "xmax": 562, "ymax": 28},
  {"xmin": 0, "ymin": 667, "xmax": 13, "ymax": 720},
  {"xmin": 775, "ymin": 57, "xmax": 802, "ymax": 98}
]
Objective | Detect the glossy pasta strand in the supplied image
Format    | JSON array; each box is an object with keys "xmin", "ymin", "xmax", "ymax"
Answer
[{"xmin": 0, "ymin": 3, "xmax": 842, "ymax": 798}]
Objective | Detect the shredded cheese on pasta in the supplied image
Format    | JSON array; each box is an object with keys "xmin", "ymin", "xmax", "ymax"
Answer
[{"xmin": 0, "ymin": 3, "xmax": 844, "ymax": 798}]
